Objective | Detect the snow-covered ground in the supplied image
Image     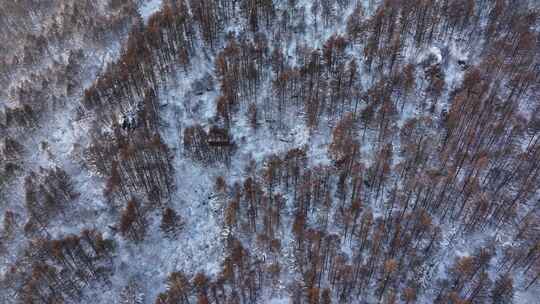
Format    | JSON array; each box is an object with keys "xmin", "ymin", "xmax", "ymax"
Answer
[
  {"xmin": 1, "ymin": 0, "xmax": 539, "ymax": 303},
  {"xmin": 139, "ymin": 0, "xmax": 163, "ymax": 21}
]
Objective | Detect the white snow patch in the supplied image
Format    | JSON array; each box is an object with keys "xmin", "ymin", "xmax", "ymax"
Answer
[
  {"xmin": 139, "ymin": 0, "xmax": 163, "ymax": 21},
  {"xmin": 418, "ymin": 46, "xmax": 443, "ymax": 65}
]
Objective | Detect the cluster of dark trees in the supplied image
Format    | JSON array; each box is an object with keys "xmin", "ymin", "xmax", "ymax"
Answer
[
  {"xmin": 23, "ymin": 167, "xmax": 79, "ymax": 237},
  {"xmin": 0, "ymin": 2, "xmax": 145, "ymax": 303},
  {"xmin": 1, "ymin": 230, "xmax": 114, "ymax": 303},
  {"xmin": 0, "ymin": 0, "xmax": 140, "ymax": 210},
  {"xmin": 0, "ymin": 136, "xmax": 25, "ymax": 190},
  {"xmin": 215, "ymin": 151, "xmax": 435, "ymax": 302},
  {"xmin": 1, "ymin": 0, "xmax": 138, "ymax": 120},
  {"xmin": 148, "ymin": 133, "xmax": 534, "ymax": 303},
  {"xmin": 184, "ymin": 125, "xmax": 234, "ymax": 165}
]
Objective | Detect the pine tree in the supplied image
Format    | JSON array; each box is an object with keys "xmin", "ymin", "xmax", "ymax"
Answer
[
  {"xmin": 160, "ymin": 208, "xmax": 183, "ymax": 239},
  {"xmin": 119, "ymin": 199, "xmax": 147, "ymax": 242}
]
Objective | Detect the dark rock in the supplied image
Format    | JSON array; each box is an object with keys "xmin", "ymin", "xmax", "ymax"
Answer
[
  {"xmin": 192, "ymin": 80, "xmax": 205, "ymax": 96},
  {"xmin": 192, "ymin": 73, "xmax": 215, "ymax": 95}
]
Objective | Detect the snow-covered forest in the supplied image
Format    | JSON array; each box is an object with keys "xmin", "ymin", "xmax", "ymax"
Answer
[{"xmin": 1, "ymin": 0, "xmax": 539, "ymax": 303}]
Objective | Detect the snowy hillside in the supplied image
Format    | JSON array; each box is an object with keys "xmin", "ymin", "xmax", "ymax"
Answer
[{"xmin": 1, "ymin": 0, "xmax": 539, "ymax": 303}]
